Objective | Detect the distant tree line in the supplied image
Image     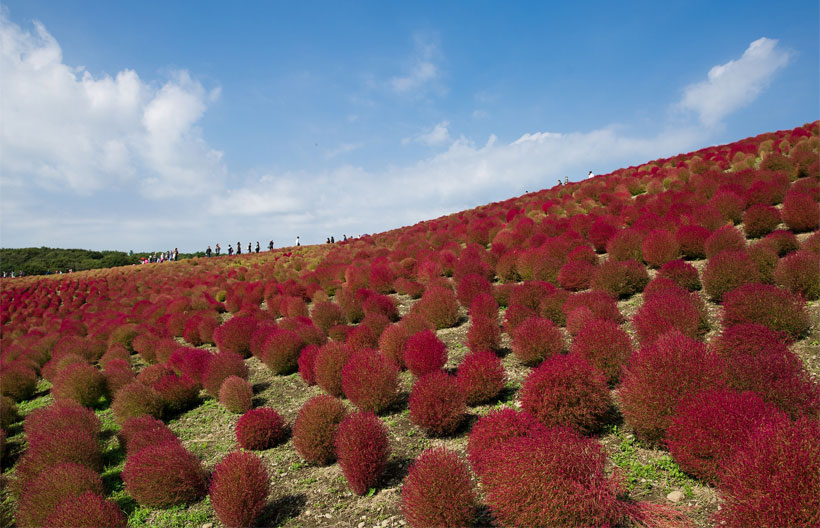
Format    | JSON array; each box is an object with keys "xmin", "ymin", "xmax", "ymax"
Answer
[{"xmin": 0, "ymin": 247, "xmax": 205, "ymax": 277}]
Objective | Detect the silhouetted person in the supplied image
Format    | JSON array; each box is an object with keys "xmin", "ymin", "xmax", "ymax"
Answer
[
  {"xmin": 255, "ymin": 241, "xmax": 260, "ymax": 253},
  {"xmin": 236, "ymin": 242, "xmax": 241, "ymax": 255},
  {"xmin": 215, "ymin": 243, "xmax": 221, "ymax": 256},
  {"xmin": 247, "ymin": 242, "xmax": 251, "ymax": 254},
  {"xmin": 296, "ymin": 236, "xmax": 300, "ymax": 247},
  {"xmin": 268, "ymin": 240, "xmax": 274, "ymax": 251},
  {"xmin": 206, "ymin": 246, "xmax": 212, "ymax": 257},
  {"xmin": 228, "ymin": 245, "xmax": 234, "ymax": 255}
]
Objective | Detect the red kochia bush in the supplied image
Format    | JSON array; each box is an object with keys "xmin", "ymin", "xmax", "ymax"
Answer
[
  {"xmin": 23, "ymin": 400, "xmax": 100, "ymax": 445},
  {"xmin": 153, "ymin": 372, "xmax": 200, "ymax": 413},
  {"xmin": 641, "ymin": 229, "xmax": 680, "ymax": 268},
  {"xmin": 702, "ymin": 249, "xmax": 760, "ymax": 301},
  {"xmin": 15, "ymin": 462, "xmax": 105, "ymax": 528},
  {"xmin": 43, "ymin": 492, "xmax": 127, "ymax": 528},
  {"xmin": 345, "ymin": 323, "xmax": 379, "ymax": 352},
  {"xmin": 378, "ymin": 323, "xmax": 410, "ymax": 368},
  {"xmin": 292, "ymin": 395, "xmax": 347, "ymax": 465},
  {"xmin": 342, "ymin": 348, "xmax": 399, "ymax": 414},
  {"xmin": 657, "ymin": 259, "xmax": 701, "ymax": 290},
  {"xmin": 666, "ymin": 389, "xmax": 784, "ymax": 484},
  {"xmin": 456, "ymin": 273, "xmax": 492, "ymax": 308},
  {"xmin": 480, "ymin": 428, "xmax": 622, "ymax": 528},
  {"xmin": 591, "ymin": 258, "xmax": 649, "ymax": 298},
  {"xmin": 203, "ymin": 351, "xmax": 249, "ymax": 397},
  {"xmin": 403, "ymin": 330, "xmax": 447, "ymax": 377},
  {"xmin": 520, "ymin": 354, "xmax": 611, "ymax": 434},
  {"xmin": 122, "ymin": 442, "xmax": 208, "ymax": 507},
  {"xmin": 236, "ymin": 407, "xmax": 287, "ymax": 450},
  {"xmin": 456, "ymin": 350, "xmax": 505, "ymax": 405},
  {"xmin": 715, "ymin": 417, "xmax": 820, "ymax": 528},
  {"xmin": 213, "ymin": 315, "xmax": 258, "ymax": 358},
  {"xmin": 556, "ymin": 259, "xmax": 596, "ymax": 290},
  {"xmin": 311, "ymin": 301, "xmax": 344, "ymax": 332},
  {"xmin": 297, "ymin": 344, "xmax": 320, "ymax": 385},
  {"xmin": 111, "ymin": 381, "xmax": 164, "ymax": 426},
  {"xmin": 51, "ymin": 363, "xmax": 107, "ymax": 407},
  {"xmin": 605, "ymin": 228, "xmax": 643, "ymax": 261},
  {"xmin": 334, "ymin": 411, "xmax": 390, "ymax": 495},
  {"xmin": 209, "ymin": 451, "xmax": 270, "ymax": 528},
  {"xmin": 466, "ymin": 409, "xmax": 547, "ymax": 477},
  {"xmin": 16, "ymin": 428, "xmax": 102, "ymax": 487},
  {"xmin": 775, "ymin": 249, "xmax": 820, "ymax": 300},
  {"xmin": 414, "ymin": 285, "xmax": 460, "ymax": 329},
  {"xmin": 570, "ymin": 318, "xmax": 632, "ymax": 384},
  {"xmin": 466, "ymin": 315, "xmax": 500, "ymax": 352},
  {"xmin": 742, "ymin": 203, "xmax": 781, "ymax": 238},
  {"xmin": 168, "ymin": 347, "xmax": 213, "ymax": 385},
  {"xmin": 782, "ymin": 190, "xmax": 820, "ymax": 232},
  {"xmin": 764, "ymin": 229, "xmax": 800, "ymax": 256},
  {"xmin": 0, "ymin": 396, "xmax": 18, "ymax": 430},
  {"xmin": 260, "ymin": 329, "xmax": 304, "ymax": 374},
  {"xmin": 563, "ymin": 290, "xmax": 623, "ymax": 324},
  {"xmin": 704, "ymin": 225, "xmax": 746, "ymax": 258},
  {"xmin": 219, "ymin": 375, "xmax": 254, "ymax": 414},
  {"xmin": 0, "ymin": 362, "xmax": 36, "ymax": 401},
  {"xmin": 409, "ymin": 371, "xmax": 466, "ymax": 436},
  {"xmin": 632, "ymin": 291, "xmax": 708, "ymax": 344},
  {"xmin": 103, "ymin": 359, "xmax": 135, "ymax": 396},
  {"xmin": 722, "ymin": 283, "xmax": 810, "ymax": 341},
  {"xmin": 511, "ymin": 316, "xmax": 563, "ymax": 365},
  {"xmin": 313, "ymin": 341, "xmax": 351, "ymax": 397},
  {"xmin": 401, "ymin": 448, "xmax": 476, "ymax": 528},
  {"xmin": 119, "ymin": 415, "xmax": 180, "ymax": 455},
  {"xmin": 676, "ymin": 224, "xmax": 711, "ymax": 259},
  {"xmin": 619, "ymin": 331, "xmax": 725, "ymax": 444}
]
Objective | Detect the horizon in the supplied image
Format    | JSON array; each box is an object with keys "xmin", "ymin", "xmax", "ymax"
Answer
[{"xmin": 1, "ymin": 1, "xmax": 818, "ymax": 252}]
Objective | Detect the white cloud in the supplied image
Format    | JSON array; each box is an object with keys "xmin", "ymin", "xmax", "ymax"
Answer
[
  {"xmin": 325, "ymin": 142, "xmax": 363, "ymax": 159},
  {"xmin": 389, "ymin": 32, "xmax": 442, "ymax": 95},
  {"xmin": 403, "ymin": 121, "xmax": 451, "ymax": 147},
  {"xmin": 0, "ymin": 13, "xmax": 224, "ymax": 198},
  {"xmin": 677, "ymin": 37, "xmax": 791, "ymax": 127}
]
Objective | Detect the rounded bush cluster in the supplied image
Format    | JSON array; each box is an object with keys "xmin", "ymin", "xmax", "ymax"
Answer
[
  {"xmin": 236, "ymin": 407, "xmax": 287, "ymax": 450},
  {"xmin": 742, "ymin": 204, "xmax": 781, "ymax": 238},
  {"xmin": 722, "ymin": 283, "xmax": 810, "ymax": 341},
  {"xmin": 111, "ymin": 381, "xmax": 164, "ymax": 426},
  {"xmin": 119, "ymin": 415, "xmax": 180, "ymax": 455},
  {"xmin": 202, "ymin": 351, "xmax": 249, "ymax": 397},
  {"xmin": 16, "ymin": 426, "xmax": 103, "ymax": 486},
  {"xmin": 702, "ymin": 249, "xmax": 760, "ymax": 301},
  {"xmin": 456, "ymin": 350, "xmax": 505, "ymax": 405},
  {"xmin": 709, "ymin": 190, "xmax": 745, "ymax": 224},
  {"xmin": 209, "ymin": 451, "xmax": 270, "ymax": 528},
  {"xmin": 345, "ymin": 323, "xmax": 379, "ymax": 352},
  {"xmin": 408, "ymin": 371, "xmax": 466, "ymax": 436},
  {"xmin": 168, "ymin": 347, "xmax": 213, "ymax": 385},
  {"xmin": 414, "ymin": 285, "xmax": 460, "ymax": 329},
  {"xmin": 334, "ymin": 411, "xmax": 390, "ymax": 495},
  {"xmin": 0, "ymin": 396, "xmax": 18, "ymax": 430},
  {"xmin": 666, "ymin": 389, "xmax": 784, "ymax": 484},
  {"xmin": 342, "ymin": 348, "xmax": 399, "ymax": 413},
  {"xmin": 103, "ymin": 359, "xmax": 135, "ymax": 396},
  {"xmin": 641, "ymin": 229, "xmax": 680, "ymax": 268},
  {"xmin": 378, "ymin": 323, "xmax": 409, "ymax": 368},
  {"xmin": 570, "ymin": 318, "xmax": 632, "ymax": 384},
  {"xmin": 313, "ymin": 341, "xmax": 351, "ymax": 397},
  {"xmin": 403, "ymin": 329, "xmax": 447, "ymax": 377},
  {"xmin": 511, "ymin": 316, "xmax": 563, "ymax": 365},
  {"xmin": 311, "ymin": 301, "xmax": 345, "ymax": 332},
  {"xmin": 51, "ymin": 363, "xmax": 107, "ymax": 407},
  {"xmin": 213, "ymin": 315, "xmax": 258, "ymax": 357},
  {"xmin": 0, "ymin": 362, "xmax": 37, "ymax": 401},
  {"xmin": 401, "ymin": 448, "xmax": 476, "ymax": 528},
  {"xmin": 466, "ymin": 315, "xmax": 500, "ymax": 353},
  {"xmin": 619, "ymin": 331, "xmax": 725, "ymax": 444},
  {"xmin": 676, "ymin": 224, "xmax": 711, "ymax": 259},
  {"xmin": 219, "ymin": 375, "xmax": 254, "ymax": 414},
  {"xmin": 715, "ymin": 417, "xmax": 819, "ymax": 528},
  {"xmin": 556, "ymin": 259, "xmax": 596, "ymax": 291},
  {"xmin": 469, "ymin": 291, "xmax": 499, "ymax": 319},
  {"xmin": 782, "ymin": 190, "xmax": 819, "ymax": 232},
  {"xmin": 591, "ymin": 258, "xmax": 649, "ymax": 298},
  {"xmin": 122, "ymin": 442, "xmax": 208, "ymax": 508},
  {"xmin": 292, "ymin": 395, "xmax": 347, "ymax": 465},
  {"xmin": 456, "ymin": 273, "xmax": 492, "ymax": 308},
  {"xmin": 15, "ymin": 462, "xmax": 105, "ymax": 528},
  {"xmin": 466, "ymin": 409, "xmax": 547, "ymax": 477},
  {"xmin": 632, "ymin": 290, "xmax": 708, "ymax": 344},
  {"xmin": 605, "ymin": 228, "xmax": 643, "ymax": 261},
  {"xmin": 43, "ymin": 492, "xmax": 127, "ymax": 528},
  {"xmin": 705, "ymin": 225, "xmax": 747, "ymax": 258},
  {"xmin": 775, "ymin": 249, "xmax": 820, "ymax": 300},
  {"xmin": 260, "ymin": 329, "xmax": 304, "ymax": 375},
  {"xmin": 763, "ymin": 229, "xmax": 800, "ymax": 256},
  {"xmin": 153, "ymin": 372, "xmax": 200, "ymax": 414},
  {"xmin": 297, "ymin": 344, "xmax": 320, "ymax": 385},
  {"xmin": 657, "ymin": 259, "xmax": 701, "ymax": 290},
  {"xmin": 520, "ymin": 354, "xmax": 611, "ymax": 433},
  {"xmin": 563, "ymin": 290, "xmax": 623, "ymax": 324}
]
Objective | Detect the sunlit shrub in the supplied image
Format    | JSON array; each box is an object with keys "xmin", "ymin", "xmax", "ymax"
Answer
[
  {"xmin": 122, "ymin": 442, "xmax": 208, "ymax": 508},
  {"xmin": 570, "ymin": 318, "xmax": 632, "ymax": 384},
  {"xmin": 51, "ymin": 363, "xmax": 107, "ymax": 407},
  {"xmin": 342, "ymin": 348, "xmax": 399, "ymax": 414},
  {"xmin": 591, "ymin": 258, "xmax": 648, "ymax": 299},
  {"xmin": 218, "ymin": 375, "xmax": 253, "ymax": 414},
  {"xmin": 414, "ymin": 285, "xmax": 460, "ymax": 329},
  {"xmin": 403, "ymin": 329, "xmax": 447, "ymax": 377},
  {"xmin": 466, "ymin": 408, "xmax": 547, "ymax": 477},
  {"xmin": 43, "ymin": 492, "xmax": 127, "ymax": 528},
  {"xmin": 111, "ymin": 381, "xmax": 164, "ymax": 426},
  {"xmin": 314, "ymin": 341, "xmax": 351, "ymax": 397},
  {"xmin": 202, "ymin": 351, "xmax": 249, "ymax": 398},
  {"xmin": 292, "ymin": 395, "xmax": 347, "ymax": 465},
  {"xmin": 702, "ymin": 249, "xmax": 760, "ymax": 301},
  {"xmin": 209, "ymin": 451, "xmax": 270, "ymax": 528},
  {"xmin": 782, "ymin": 190, "xmax": 819, "ymax": 232},
  {"xmin": 743, "ymin": 203, "xmax": 781, "ymax": 238},
  {"xmin": 456, "ymin": 350, "xmax": 505, "ymax": 405},
  {"xmin": 409, "ymin": 371, "xmax": 466, "ymax": 436},
  {"xmin": 235, "ymin": 407, "xmax": 287, "ymax": 450},
  {"xmin": 511, "ymin": 316, "xmax": 563, "ymax": 365},
  {"xmin": 775, "ymin": 249, "xmax": 820, "ymax": 300},
  {"xmin": 704, "ymin": 225, "xmax": 746, "ymax": 258},
  {"xmin": 633, "ymin": 290, "xmax": 708, "ymax": 344},
  {"xmin": 335, "ymin": 411, "xmax": 390, "ymax": 495},
  {"xmin": 722, "ymin": 283, "xmax": 810, "ymax": 341},
  {"xmin": 657, "ymin": 259, "xmax": 700, "ymax": 290},
  {"xmin": 15, "ymin": 462, "xmax": 105, "ymax": 528},
  {"xmin": 641, "ymin": 229, "xmax": 680, "ymax": 268},
  {"xmin": 401, "ymin": 448, "xmax": 476, "ymax": 528}
]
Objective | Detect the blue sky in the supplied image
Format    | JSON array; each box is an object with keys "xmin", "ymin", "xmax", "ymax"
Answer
[{"xmin": 1, "ymin": 1, "xmax": 818, "ymax": 252}]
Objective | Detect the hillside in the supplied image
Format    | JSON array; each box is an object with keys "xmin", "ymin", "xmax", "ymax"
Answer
[{"xmin": 1, "ymin": 121, "xmax": 818, "ymax": 528}]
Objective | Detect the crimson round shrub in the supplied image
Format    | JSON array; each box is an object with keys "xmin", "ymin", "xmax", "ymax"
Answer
[
  {"xmin": 337, "ymin": 287, "xmax": 364, "ymax": 323},
  {"xmin": 236, "ymin": 407, "xmax": 287, "ymax": 450},
  {"xmin": 218, "ymin": 375, "xmax": 253, "ymax": 414},
  {"xmin": 676, "ymin": 224, "xmax": 711, "ymax": 259},
  {"xmin": 605, "ymin": 228, "xmax": 643, "ymax": 261},
  {"xmin": 213, "ymin": 315, "xmax": 258, "ymax": 358},
  {"xmin": 334, "ymin": 411, "xmax": 390, "ymax": 495},
  {"xmin": 591, "ymin": 258, "xmax": 649, "ymax": 298},
  {"xmin": 742, "ymin": 203, "xmax": 781, "ymax": 238},
  {"xmin": 292, "ymin": 395, "xmax": 347, "ymax": 465},
  {"xmin": 119, "ymin": 415, "xmax": 180, "ymax": 455},
  {"xmin": 511, "ymin": 316, "xmax": 563, "ymax": 365},
  {"xmin": 556, "ymin": 259, "xmax": 596, "ymax": 290},
  {"xmin": 15, "ymin": 462, "xmax": 104, "ymax": 528},
  {"xmin": 377, "ymin": 323, "xmax": 409, "ymax": 368},
  {"xmin": 641, "ymin": 229, "xmax": 680, "ymax": 268},
  {"xmin": 51, "ymin": 363, "xmax": 107, "ymax": 407},
  {"xmin": 466, "ymin": 315, "xmax": 500, "ymax": 352},
  {"xmin": 111, "ymin": 381, "xmax": 164, "ymax": 426},
  {"xmin": 775, "ymin": 249, "xmax": 820, "ymax": 300},
  {"xmin": 260, "ymin": 329, "xmax": 304, "ymax": 374},
  {"xmin": 403, "ymin": 329, "xmax": 447, "ymax": 377},
  {"xmin": 666, "ymin": 389, "xmax": 784, "ymax": 484},
  {"xmin": 456, "ymin": 273, "xmax": 492, "ymax": 308},
  {"xmin": 43, "ymin": 492, "xmax": 127, "ymax": 528},
  {"xmin": 709, "ymin": 190, "xmax": 746, "ymax": 224},
  {"xmin": 466, "ymin": 409, "xmax": 547, "ymax": 477},
  {"xmin": 619, "ymin": 331, "xmax": 725, "ymax": 443},
  {"xmin": 657, "ymin": 259, "xmax": 701, "ymax": 290},
  {"xmin": 588, "ymin": 218, "xmax": 618, "ymax": 252},
  {"xmin": 782, "ymin": 190, "xmax": 820, "ymax": 232},
  {"xmin": 520, "ymin": 354, "xmax": 611, "ymax": 433},
  {"xmin": 414, "ymin": 285, "xmax": 460, "ymax": 329},
  {"xmin": 345, "ymin": 323, "xmax": 379, "ymax": 352},
  {"xmin": 401, "ymin": 447, "xmax": 476, "ymax": 528},
  {"xmin": 469, "ymin": 291, "xmax": 499, "ymax": 319},
  {"xmin": 501, "ymin": 303, "xmax": 537, "ymax": 334},
  {"xmin": 362, "ymin": 292, "xmax": 399, "ymax": 322},
  {"xmin": 722, "ymin": 283, "xmax": 810, "ymax": 341},
  {"xmin": 168, "ymin": 347, "xmax": 213, "ymax": 385},
  {"xmin": 456, "ymin": 350, "xmax": 505, "ymax": 405},
  {"xmin": 764, "ymin": 229, "xmax": 800, "ymax": 256},
  {"xmin": 342, "ymin": 348, "xmax": 399, "ymax": 414},
  {"xmin": 23, "ymin": 400, "xmax": 100, "ymax": 445},
  {"xmin": 705, "ymin": 225, "xmax": 746, "ymax": 258},
  {"xmin": 509, "ymin": 281, "xmax": 554, "ymax": 311},
  {"xmin": 311, "ymin": 301, "xmax": 344, "ymax": 332},
  {"xmin": 136, "ymin": 363, "xmax": 174, "ymax": 386},
  {"xmin": 632, "ymin": 291, "xmax": 708, "ymax": 344},
  {"xmin": 313, "ymin": 341, "xmax": 351, "ymax": 397},
  {"xmin": 202, "ymin": 351, "xmax": 249, "ymax": 397},
  {"xmin": 480, "ymin": 428, "xmax": 622, "ymax": 528},
  {"xmin": 103, "ymin": 358, "xmax": 135, "ymax": 396},
  {"xmin": 297, "ymin": 344, "xmax": 320, "ymax": 385},
  {"xmin": 0, "ymin": 362, "xmax": 36, "ymax": 401},
  {"xmin": 715, "ymin": 417, "xmax": 819, "ymax": 528},
  {"xmin": 153, "ymin": 372, "xmax": 200, "ymax": 413},
  {"xmin": 154, "ymin": 337, "xmax": 182, "ymax": 364},
  {"xmin": 209, "ymin": 451, "xmax": 270, "ymax": 528},
  {"xmin": 15, "ymin": 428, "xmax": 102, "ymax": 487},
  {"xmin": 563, "ymin": 290, "xmax": 622, "ymax": 323},
  {"xmin": 702, "ymin": 249, "xmax": 760, "ymax": 301},
  {"xmin": 409, "ymin": 371, "xmax": 465, "ymax": 436},
  {"xmin": 122, "ymin": 442, "xmax": 208, "ymax": 507},
  {"xmin": 570, "ymin": 318, "xmax": 632, "ymax": 384},
  {"xmin": 99, "ymin": 343, "xmax": 131, "ymax": 368}
]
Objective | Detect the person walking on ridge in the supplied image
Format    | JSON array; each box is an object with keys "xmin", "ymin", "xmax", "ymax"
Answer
[
  {"xmin": 296, "ymin": 236, "xmax": 300, "ymax": 247},
  {"xmin": 268, "ymin": 240, "xmax": 274, "ymax": 251},
  {"xmin": 255, "ymin": 241, "xmax": 260, "ymax": 253},
  {"xmin": 237, "ymin": 242, "xmax": 242, "ymax": 255},
  {"xmin": 215, "ymin": 243, "xmax": 221, "ymax": 256}
]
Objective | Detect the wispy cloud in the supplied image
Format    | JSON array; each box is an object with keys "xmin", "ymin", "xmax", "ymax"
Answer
[
  {"xmin": 677, "ymin": 37, "xmax": 791, "ymax": 127},
  {"xmin": 403, "ymin": 121, "xmax": 451, "ymax": 147},
  {"xmin": 325, "ymin": 142, "xmax": 363, "ymax": 159},
  {"xmin": 389, "ymin": 32, "xmax": 443, "ymax": 96}
]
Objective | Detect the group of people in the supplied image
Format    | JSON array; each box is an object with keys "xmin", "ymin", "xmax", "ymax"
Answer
[
  {"xmin": 143, "ymin": 249, "xmax": 179, "ymax": 264},
  {"xmin": 205, "ymin": 240, "xmax": 276, "ymax": 257},
  {"xmin": 556, "ymin": 171, "xmax": 594, "ymax": 186}
]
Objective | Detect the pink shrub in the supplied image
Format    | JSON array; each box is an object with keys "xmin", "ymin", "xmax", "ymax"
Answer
[
  {"xmin": 782, "ymin": 190, "xmax": 820, "ymax": 232},
  {"xmin": 297, "ymin": 344, "xmax": 320, "ymax": 385},
  {"xmin": 632, "ymin": 290, "xmax": 709, "ymax": 344},
  {"xmin": 466, "ymin": 409, "xmax": 547, "ymax": 477},
  {"xmin": 657, "ymin": 259, "xmax": 701, "ymax": 290},
  {"xmin": 111, "ymin": 381, "xmax": 164, "ymax": 426},
  {"xmin": 334, "ymin": 411, "xmax": 390, "ymax": 495},
  {"xmin": 763, "ymin": 229, "xmax": 800, "ymax": 256},
  {"xmin": 501, "ymin": 303, "xmax": 538, "ymax": 334},
  {"xmin": 51, "ymin": 363, "xmax": 107, "ymax": 407},
  {"xmin": 236, "ymin": 407, "xmax": 287, "ymax": 450},
  {"xmin": 167, "ymin": 347, "xmax": 213, "ymax": 385},
  {"xmin": 469, "ymin": 291, "xmax": 499, "ymax": 320},
  {"xmin": 456, "ymin": 273, "xmax": 492, "ymax": 308},
  {"xmin": 742, "ymin": 203, "xmax": 781, "ymax": 238},
  {"xmin": 218, "ymin": 375, "xmax": 253, "ymax": 414},
  {"xmin": 342, "ymin": 348, "xmax": 399, "ymax": 414},
  {"xmin": 153, "ymin": 372, "xmax": 200, "ymax": 413},
  {"xmin": 213, "ymin": 315, "xmax": 258, "ymax": 358},
  {"xmin": 401, "ymin": 448, "xmax": 476, "ymax": 528},
  {"xmin": 704, "ymin": 225, "xmax": 746, "ymax": 258},
  {"xmin": 345, "ymin": 323, "xmax": 379, "ymax": 352},
  {"xmin": 15, "ymin": 462, "xmax": 105, "ymax": 528},
  {"xmin": 591, "ymin": 258, "xmax": 649, "ymax": 298},
  {"xmin": 15, "ymin": 427, "xmax": 102, "ymax": 486},
  {"xmin": 456, "ymin": 350, "xmax": 506, "ymax": 405},
  {"xmin": 511, "ymin": 316, "xmax": 563, "ymax": 365},
  {"xmin": 722, "ymin": 283, "xmax": 810, "ymax": 341},
  {"xmin": 292, "ymin": 395, "xmax": 347, "ymax": 465},
  {"xmin": 702, "ymin": 249, "xmax": 760, "ymax": 301},
  {"xmin": 403, "ymin": 329, "xmax": 447, "ymax": 377},
  {"xmin": 775, "ymin": 249, "xmax": 820, "ymax": 300},
  {"xmin": 570, "ymin": 318, "xmax": 632, "ymax": 384},
  {"xmin": 0, "ymin": 362, "xmax": 36, "ymax": 401},
  {"xmin": 43, "ymin": 492, "xmax": 127, "ymax": 528},
  {"xmin": 377, "ymin": 323, "xmax": 409, "ymax": 368},
  {"xmin": 709, "ymin": 190, "xmax": 745, "ymax": 224},
  {"xmin": 563, "ymin": 290, "xmax": 623, "ymax": 324},
  {"xmin": 641, "ymin": 229, "xmax": 680, "ymax": 268},
  {"xmin": 557, "ymin": 259, "xmax": 596, "ymax": 290},
  {"xmin": 122, "ymin": 442, "xmax": 208, "ymax": 507},
  {"xmin": 260, "ymin": 329, "xmax": 304, "ymax": 375},
  {"xmin": 414, "ymin": 285, "xmax": 460, "ymax": 329},
  {"xmin": 676, "ymin": 224, "xmax": 711, "ymax": 260},
  {"xmin": 409, "ymin": 371, "xmax": 466, "ymax": 436},
  {"xmin": 202, "ymin": 351, "xmax": 249, "ymax": 397},
  {"xmin": 311, "ymin": 301, "xmax": 344, "ymax": 332},
  {"xmin": 605, "ymin": 228, "xmax": 643, "ymax": 261},
  {"xmin": 209, "ymin": 451, "xmax": 270, "ymax": 528},
  {"xmin": 119, "ymin": 415, "xmax": 180, "ymax": 455},
  {"xmin": 314, "ymin": 341, "xmax": 351, "ymax": 397},
  {"xmin": 466, "ymin": 315, "xmax": 501, "ymax": 353}
]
